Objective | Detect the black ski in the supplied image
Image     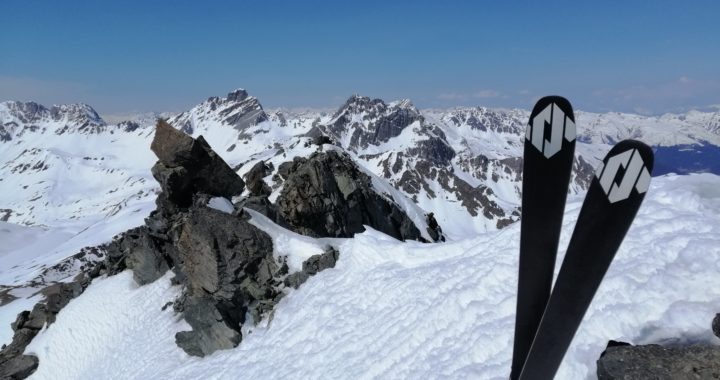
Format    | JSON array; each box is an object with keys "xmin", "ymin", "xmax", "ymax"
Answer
[
  {"xmin": 510, "ymin": 96, "xmax": 577, "ymax": 380},
  {"xmin": 518, "ymin": 140, "xmax": 654, "ymax": 380}
]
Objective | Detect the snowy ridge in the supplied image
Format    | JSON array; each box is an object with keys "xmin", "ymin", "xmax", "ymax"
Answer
[
  {"xmin": 20, "ymin": 174, "xmax": 720, "ymax": 379},
  {"xmin": 3, "ymin": 90, "xmax": 720, "ymax": 234}
]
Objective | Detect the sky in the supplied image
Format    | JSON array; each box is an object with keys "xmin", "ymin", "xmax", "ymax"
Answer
[{"xmin": 1, "ymin": 0, "xmax": 719, "ymax": 116}]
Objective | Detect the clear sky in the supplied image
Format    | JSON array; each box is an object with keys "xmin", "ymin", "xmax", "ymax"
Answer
[{"xmin": 1, "ymin": 0, "xmax": 718, "ymax": 116}]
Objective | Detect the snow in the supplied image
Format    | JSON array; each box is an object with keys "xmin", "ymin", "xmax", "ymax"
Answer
[
  {"xmin": 15, "ymin": 173, "xmax": 720, "ymax": 379},
  {"xmin": 206, "ymin": 197, "xmax": 235, "ymax": 214}
]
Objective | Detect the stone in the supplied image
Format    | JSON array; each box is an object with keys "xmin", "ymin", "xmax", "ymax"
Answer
[
  {"xmin": 597, "ymin": 342, "xmax": 720, "ymax": 379},
  {"xmin": 276, "ymin": 151, "xmax": 423, "ymax": 241},
  {"xmin": 425, "ymin": 212, "xmax": 445, "ymax": 242},
  {"xmin": 172, "ymin": 204, "xmax": 281, "ymax": 356},
  {"xmin": 108, "ymin": 227, "xmax": 170, "ymax": 285},
  {"xmin": 713, "ymin": 313, "xmax": 720, "ymax": 339},
  {"xmin": 10, "ymin": 311, "xmax": 30, "ymax": 332},
  {"xmin": 244, "ymin": 160, "xmax": 272, "ymax": 196},
  {"xmin": 284, "ymin": 271, "xmax": 310, "ymax": 289},
  {"xmin": 174, "ymin": 297, "xmax": 241, "ymax": 357},
  {"xmin": 149, "ymin": 119, "xmax": 244, "ymax": 207},
  {"xmin": 0, "ymin": 328, "xmax": 40, "ymax": 379},
  {"xmin": 302, "ymin": 246, "xmax": 340, "ymax": 275}
]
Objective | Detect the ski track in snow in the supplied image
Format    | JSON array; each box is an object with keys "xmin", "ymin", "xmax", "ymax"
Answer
[{"xmin": 11, "ymin": 173, "xmax": 720, "ymax": 379}]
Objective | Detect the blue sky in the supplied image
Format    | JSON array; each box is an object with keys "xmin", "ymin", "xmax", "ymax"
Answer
[{"xmin": 1, "ymin": 1, "xmax": 718, "ymax": 115}]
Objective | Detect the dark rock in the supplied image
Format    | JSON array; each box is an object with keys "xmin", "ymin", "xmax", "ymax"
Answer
[
  {"xmin": 42, "ymin": 281, "xmax": 82, "ymax": 314},
  {"xmin": 107, "ymin": 227, "xmax": 170, "ymax": 285},
  {"xmin": 425, "ymin": 212, "xmax": 445, "ymax": 242},
  {"xmin": 119, "ymin": 120, "xmax": 140, "ymax": 132},
  {"xmin": 238, "ymin": 195, "xmax": 286, "ymax": 226},
  {"xmin": 597, "ymin": 343, "xmax": 720, "ymax": 379},
  {"xmin": 0, "ymin": 208, "xmax": 12, "ymax": 222},
  {"xmin": 244, "ymin": 161, "xmax": 272, "ymax": 196},
  {"xmin": 10, "ymin": 311, "xmax": 30, "ymax": 332},
  {"xmin": 284, "ymin": 271, "xmax": 310, "ymax": 290},
  {"xmin": 0, "ymin": 327, "xmax": 39, "ymax": 379},
  {"xmin": 313, "ymin": 134, "xmax": 333, "ymax": 147},
  {"xmin": 302, "ymin": 246, "xmax": 340, "ymax": 275},
  {"xmin": 172, "ymin": 204, "xmax": 279, "ymax": 356},
  {"xmin": 174, "ymin": 297, "xmax": 241, "ymax": 357},
  {"xmin": 713, "ymin": 314, "xmax": 720, "ymax": 339},
  {"xmin": 150, "ymin": 119, "xmax": 244, "ymax": 206},
  {"xmin": 276, "ymin": 151, "xmax": 422, "ymax": 241},
  {"xmin": 0, "ymin": 354, "xmax": 38, "ymax": 379},
  {"xmin": 284, "ymin": 246, "xmax": 339, "ymax": 289}
]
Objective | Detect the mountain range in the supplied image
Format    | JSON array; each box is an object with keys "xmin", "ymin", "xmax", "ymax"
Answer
[{"xmin": 1, "ymin": 89, "xmax": 720, "ymax": 379}]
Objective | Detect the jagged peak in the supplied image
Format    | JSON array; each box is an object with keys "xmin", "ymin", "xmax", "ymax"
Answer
[
  {"xmin": 226, "ymin": 88, "xmax": 249, "ymax": 102},
  {"xmin": 334, "ymin": 95, "xmax": 422, "ymax": 121},
  {"xmin": 169, "ymin": 88, "xmax": 268, "ymax": 132},
  {"xmin": 0, "ymin": 100, "xmax": 106, "ymax": 127}
]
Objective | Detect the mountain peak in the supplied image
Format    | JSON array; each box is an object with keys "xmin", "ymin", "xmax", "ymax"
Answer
[
  {"xmin": 0, "ymin": 100, "xmax": 107, "ymax": 137},
  {"xmin": 226, "ymin": 88, "xmax": 249, "ymax": 102},
  {"xmin": 169, "ymin": 88, "xmax": 268, "ymax": 134}
]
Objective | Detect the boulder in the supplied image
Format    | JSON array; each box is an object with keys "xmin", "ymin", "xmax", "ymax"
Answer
[
  {"xmin": 150, "ymin": 119, "xmax": 244, "ymax": 206},
  {"xmin": 172, "ymin": 204, "xmax": 280, "ymax": 356},
  {"xmin": 0, "ymin": 328, "xmax": 39, "ymax": 379},
  {"xmin": 426, "ymin": 212, "xmax": 445, "ymax": 242},
  {"xmin": 175, "ymin": 297, "xmax": 241, "ymax": 357},
  {"xmin": 285, "ymin": 246, "xmax": 340, "ymax": 289},
  {"xmin": 106, "ymin": 227, "xmax": 170, "ymax": 285},
  {"xmin": 597, "ymin": 342, "xmax": 720, "ymax": 379},
  {"xmin": 244, "ymin": 160, "xmax": 272, "ymax": 196},
  {"xmin": 276, "ymin": 151, "xmax": 422, "ymax": 241},
  {"xmin": 713, "ymin": 313, "xmax": 720, "ymax": 339}
]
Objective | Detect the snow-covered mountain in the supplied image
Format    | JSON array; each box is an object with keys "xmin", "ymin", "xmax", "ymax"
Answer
[
  {"xmin": 2, "ymin": 89, "xmax": 720, "ymax": 379},
  {"xmin": 3, "ymin": 90, "xmax": 719, "ymax": 235}
]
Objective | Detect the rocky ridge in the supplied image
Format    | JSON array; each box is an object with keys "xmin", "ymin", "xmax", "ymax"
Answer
[{"xmin": 0, "ymin": 118, "xmax": 435, "ymax": 377}]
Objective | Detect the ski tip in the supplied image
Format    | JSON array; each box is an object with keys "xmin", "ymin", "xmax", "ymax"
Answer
[
  {"xmin": 594, "ymin": 140, "xmax": 654, "ymax": 204},
  {"xmin": 525, "ymin": 96, "xmax": 576, "ymax": 159},
  {"xmin": 529, "ymin": 96, "xmax": 575, "ymax": 123}
]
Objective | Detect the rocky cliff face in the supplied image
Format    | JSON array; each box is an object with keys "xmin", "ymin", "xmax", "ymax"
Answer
[{"xmin": 276, "ymin": 150, "xmax": 424, "ymax": 241}]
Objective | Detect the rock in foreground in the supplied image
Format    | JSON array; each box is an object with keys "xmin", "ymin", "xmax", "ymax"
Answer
[
  {"xmin": 597, "ymin": 342, "xmax": 720, "ymax": 379},
  {"xmin": 150, "ymin": 119, "xmax": 245, "ymax": 207}
]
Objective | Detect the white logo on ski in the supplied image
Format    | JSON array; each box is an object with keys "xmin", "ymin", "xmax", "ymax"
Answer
[
  {"xmin": 594, "ymin": 148, "xmax": 651, "ymax": 203},
  {"xmin": 526, "ymin": 103, "xmax": 576, "ymax": 159}
]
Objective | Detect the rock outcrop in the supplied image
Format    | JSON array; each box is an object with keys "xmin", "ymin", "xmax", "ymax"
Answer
[
  {"xmin": 598, "ymin": 315, "xmax": 720, "ymax": 379},
  {"xmin": 597, "ymin": 342, "xmax": 720, "ymax": 379},
  {"xmin": 0, "ymin": 272, "xmax": 100, "ymax": 379},
  {"xmin": 244, "ymin": 160, "xmax": 272, "ymax": 197},
  {"xmin": 425, "ymin": 212, "xmax": 445, "ymax": 242},
  {"xmin": 150, "ymin": 119, "xmax": 245, "ymax": 207},
  {"xmin": 276, "ymin": 150, "xmax": 423, "ymax": 241},
  {"xmin": 103, "ymin": 120, "xmax": 338, "ymax": 357}
]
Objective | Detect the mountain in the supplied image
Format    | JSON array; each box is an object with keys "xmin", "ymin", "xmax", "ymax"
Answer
[
  {"xmin": 2, "ymin": 89, "xmax": 720, "ymax": 379},
  {"xmin": 2, "ymin": 90, "xmax": 720, "ymax": 234}
]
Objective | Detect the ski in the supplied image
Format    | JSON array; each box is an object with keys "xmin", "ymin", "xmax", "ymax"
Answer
[
  {"xmin": 510, "ymin": 96, "xmax": 577, "ymax": 380},
  {"xmin": 518, "ymin": 140, "xmax": 654, "ymax": 380}
]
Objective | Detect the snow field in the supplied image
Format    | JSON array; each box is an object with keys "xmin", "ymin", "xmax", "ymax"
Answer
[{"xmin": 20, "ymin": 174, "xmax": 720, "ymax": 379}]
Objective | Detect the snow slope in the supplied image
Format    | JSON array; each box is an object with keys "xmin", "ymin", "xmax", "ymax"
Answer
[{"xmin": 21, "ymin": 173, "xmax": 720, "ymax": 380}]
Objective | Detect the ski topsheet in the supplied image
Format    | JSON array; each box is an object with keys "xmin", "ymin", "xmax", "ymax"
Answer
[
  {"xmin": 510, "ymin": 96, "xmax": 576, "ymax": 380},
  {"xmin": 518, "ymin": 140, "xmax": 654, "ymax": 380}
]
